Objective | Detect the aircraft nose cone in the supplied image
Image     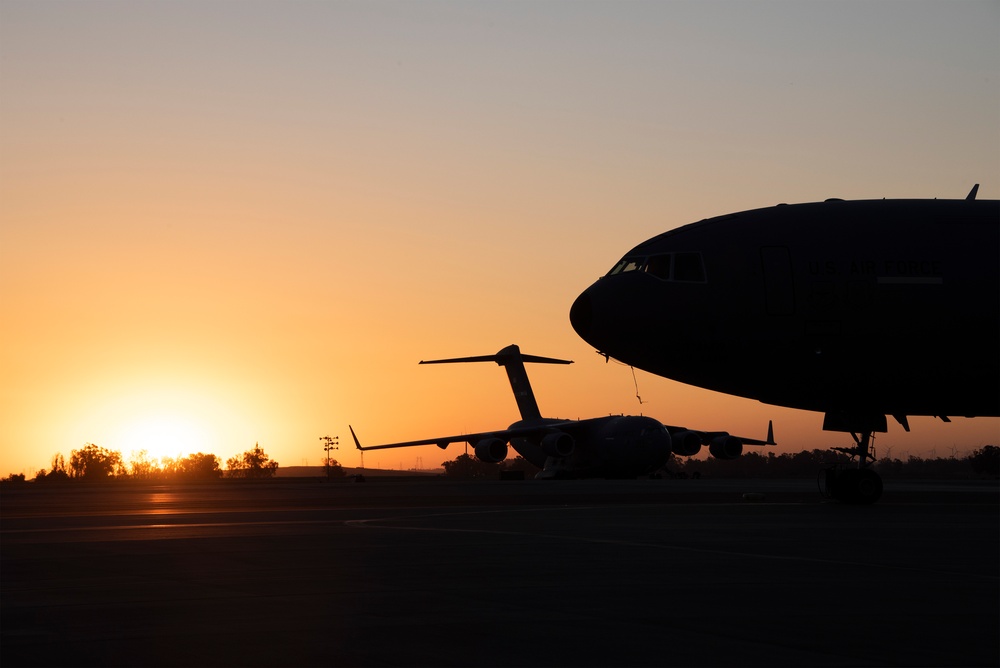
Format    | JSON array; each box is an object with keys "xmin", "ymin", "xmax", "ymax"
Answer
[
  {"xmin": 570, "ymin": 274, "xmax": 657, "ymax": 360},
  {"xmin": 569, "ymin": 291, "xmax": 592, "ymax": 339},
  {"xmin": 570, "ymin": 280, "xmax": 623, "ymax": 352}
]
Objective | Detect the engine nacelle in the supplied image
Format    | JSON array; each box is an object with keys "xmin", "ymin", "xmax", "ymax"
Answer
[
  {"xmin": 709, "ymin": 435, "xmax": 743, "ymax": 460},
  {"xmin": 540, "ymin": 431, "xmax": 575, "ymax": 458},
  {"xmin": 671, "ymin": 430, "xmax": 702, "ymax": 457},
  {"xmin": 474, "ymin": 438, "xmax": 508, "ymax": 463}
]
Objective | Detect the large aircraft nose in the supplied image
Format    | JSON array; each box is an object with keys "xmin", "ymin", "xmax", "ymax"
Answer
[
  {"xmin": 570, "ymin": 274, "xmax": 661, "ymax": 361},
  {"xmin": 570, "ymin": 279, "xmax": 621, "ymax": 352},
  {"xmin": 569, "ymin": 290, "xmax": 592, "ymax": 341}
]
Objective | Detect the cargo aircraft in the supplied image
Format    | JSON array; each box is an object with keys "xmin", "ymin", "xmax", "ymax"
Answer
[
  {"xmin": 350, "ymin": 344, "xmax": 774, "ymax": 479},
  {"xmin": 570, "ymin": 185, "xmax": 998, "ymax": 503}
]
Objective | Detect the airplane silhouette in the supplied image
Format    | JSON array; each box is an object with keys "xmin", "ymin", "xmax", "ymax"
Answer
[
  {"xmin": 570, "ymin": 185, "xmax": 998, "ymax": 502},
  {"xmin": 350, "ymin": 344, "xmax": 774, "ymax": 479}
]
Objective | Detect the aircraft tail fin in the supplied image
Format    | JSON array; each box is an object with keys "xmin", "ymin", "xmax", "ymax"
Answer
[{"xmin": 420, "ymin": 344, "xmax": 572, "ymax": 421}]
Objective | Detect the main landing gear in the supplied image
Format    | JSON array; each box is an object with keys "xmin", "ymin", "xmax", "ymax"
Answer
[{"xmin": 820, "ymin": 430, "xmax": 884, "ymax": 505}]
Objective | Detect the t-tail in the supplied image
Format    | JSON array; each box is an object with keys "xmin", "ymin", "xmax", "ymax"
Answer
[{"xmin": 420, "ymin": 344, "xmax": 572, "ymax": 421}]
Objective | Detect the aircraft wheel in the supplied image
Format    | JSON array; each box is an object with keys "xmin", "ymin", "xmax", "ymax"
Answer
[
  {"xmin": 831, "ymin": 468, "xmax": 856, "ymax": 502},
  {"xmin": 834, "ymin": 468, "xmax": 883, "ymax": 505},
  {"xmin": 854, "ymin": 469, "xmax": 883, "ymax": 505}
]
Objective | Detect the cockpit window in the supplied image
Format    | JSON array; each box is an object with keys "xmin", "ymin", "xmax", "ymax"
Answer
[
  {"xmin": 644, "ymin": 254, "xmax": 671, "ymax": 280},
  {"xmin": 608, "ymin": 257, "xmax": 646, "ymax": 275},
  {"xmin": 607, "ymin": 252, "xmax": 707, "ymax": 282}
]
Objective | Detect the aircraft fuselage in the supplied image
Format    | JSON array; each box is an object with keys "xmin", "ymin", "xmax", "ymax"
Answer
[
  {"xmin": 508, "ymin": 415, "xmax": 673, "ymax": 478},
  {"xmin": 570, "ymin": 198, "xmax": 1000, "ymax": 423}
]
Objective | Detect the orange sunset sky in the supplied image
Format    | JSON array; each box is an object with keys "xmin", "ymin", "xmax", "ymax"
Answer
[{"xmin": 2, "ymin": 1, "xmax": 998, "ymax": 477}]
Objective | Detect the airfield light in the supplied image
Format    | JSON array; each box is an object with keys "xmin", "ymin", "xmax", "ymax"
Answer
[{"xmin": 320, "ymin": 435, "xmax": 339, "ymax": 481}]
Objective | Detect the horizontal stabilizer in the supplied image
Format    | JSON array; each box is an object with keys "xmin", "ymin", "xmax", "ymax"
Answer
[
  {"xmin": 418, "ymin": 345, "xmax": 571, "ymax": 421},
  {"xmin": 420, "ymin": 344, "xmax": 572, "ymax": 367},
  {"xmin": 420, "ymin": 355, "xmax": 499, "ymax": 365}
]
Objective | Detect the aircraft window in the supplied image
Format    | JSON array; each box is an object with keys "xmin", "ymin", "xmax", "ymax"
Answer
[
  {"xmin": 608, "ymin": 253, "xmax": 706, "ymax": 281},
  {"xmin": 644, "ymin": 254, "xmax": 671, "ymax": 280},
  {"xmin": 673, "ymin": 253, "xmax": 706, "ymax": 282},
  {"xmin": 608, "ymin": 257, "xmax": 646, "ymax": 275}
]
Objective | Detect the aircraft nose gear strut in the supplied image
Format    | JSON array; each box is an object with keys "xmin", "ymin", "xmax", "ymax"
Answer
[{"xmin": 820, "ymin": 430, "xmax": 884, "ymax": 504}]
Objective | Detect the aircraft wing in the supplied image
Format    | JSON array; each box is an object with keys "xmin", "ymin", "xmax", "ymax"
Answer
[
  {"xmin": 665, "ymin": 420, "xmax": 776, "ymax": 446},
  {"xmin": 349, "ymin": 422, "xmax": 578, "ymax": 452}
]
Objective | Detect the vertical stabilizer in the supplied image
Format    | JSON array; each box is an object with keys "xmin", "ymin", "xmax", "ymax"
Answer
[
  {"xmin": 495, "ymin": 345, "xmax": 545, "ymax": 420},
  {"xmin": 419, "ymin": 344, "xmax": 573, "ymax": 421}
]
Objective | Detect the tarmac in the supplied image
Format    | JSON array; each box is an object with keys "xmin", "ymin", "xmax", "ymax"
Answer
[{"xmin": 2, "ymin": 477, "xmax": 998, "ymax": 667}]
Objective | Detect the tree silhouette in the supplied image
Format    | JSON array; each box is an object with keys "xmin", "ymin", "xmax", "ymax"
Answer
[
  {"xmin": 128, "ymin": 450, "xmax": 158, "ymax": 480},
  {"xmin": 34, "ymin": 453, "xmax": 70, "ymax": 483},
  {"xmin": 501, "ymin": 456, "xmax": 541, "ymax": 478},
  {"xmin": 442, "ymin": 453, "xmax": 496, "ymax": 478},
  {"xmin": 968, "ymin": 445, "xmax": 999, "ymax": 477},
  {"xmin": 226, "ymin": 443, "xmax": 278, "ymax": 479},
  {"xmin": 179, "ymin": 453, "xmax": 223, "ymax": 480},
  {"xmin": 69, "ymin": 444, "xmax": 123, "ymax": 480},
  {"xmin": 325, "ymin": 458, "xmax": 346, "ymax": 479}
]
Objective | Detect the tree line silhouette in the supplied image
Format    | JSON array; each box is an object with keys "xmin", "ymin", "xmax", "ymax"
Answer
[
  {"xmin": 6, "ymin": 442, "xmax": 281, "ymax": 483},
  {"xmin": 665, "ymin": 446, "xmax": 999, "ymax": 480},
  {"xmin": 439, "ymin": 446, "xmax": 999, "ymax": 480},
  {"xmin": 4, "ymin": 443, "xmax": 996, "ymax": 484}
]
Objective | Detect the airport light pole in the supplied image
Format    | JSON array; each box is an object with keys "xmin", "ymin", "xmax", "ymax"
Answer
[{"xmin": 320, "ymin": 436, "xmax": 338, "ymax": 481}]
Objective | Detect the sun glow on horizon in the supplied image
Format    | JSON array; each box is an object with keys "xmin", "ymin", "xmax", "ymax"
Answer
[
  {"xmin": 64, "ymin": 384, "xmax": 243, "ymax": 467},
  {"xmin": 114, "ymin": 413, "xmax": 212, "ymax": 463}
]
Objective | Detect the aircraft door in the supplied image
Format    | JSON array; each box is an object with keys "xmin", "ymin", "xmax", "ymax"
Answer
[{"xmin": 760, "ymin": 246, "xmax": 795, "ymax": 315}]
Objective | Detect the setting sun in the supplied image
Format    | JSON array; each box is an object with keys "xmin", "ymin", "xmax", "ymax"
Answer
[
  {"xmin": 59, "ymin": 384, "xmax": 243, "ymax": 468},
  {"xmin": 115, "ymin": 414, "xmax": 211, "ymax": 463}
]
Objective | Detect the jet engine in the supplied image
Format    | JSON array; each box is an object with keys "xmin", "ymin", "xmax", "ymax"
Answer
[
  {"xmin": 540, "ymin": 431, "xmax": 575, "ymax": 458},
  {"xmin": 474, "ymin": 438, "xmax": 508, "ymax": 463},
  {"xmin": 709, "ymin": 435, "xmax": 743, "ymax": 460},
  {"xmin": 671, "ymin": 430, "xmax": 702, "ymax": 457}
]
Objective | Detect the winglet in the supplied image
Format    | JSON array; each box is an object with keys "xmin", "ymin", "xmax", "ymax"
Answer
[
  {"xmin": 765, "ymin": 420, "xmax": 776, "ymax": 445},
  {"xmin": 349, "ymin": 425, "xmax": 363, "ymax": 450},
  {"xmin": 966, "ymin": 183, "xmax": 979, "ymax": 200}
]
